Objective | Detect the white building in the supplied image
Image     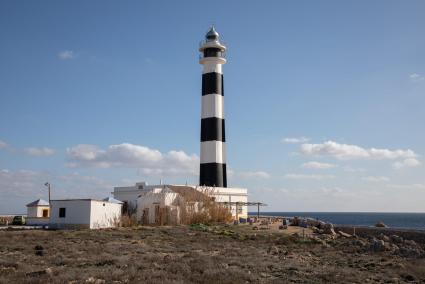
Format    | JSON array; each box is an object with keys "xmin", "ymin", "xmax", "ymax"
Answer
[
  {"xmin": 49, "ymin": 198, "xmax": 122, "ymax": 229},
  {"xmin": 136, "ymin": 187, "xmax": 181, "ymax": 225},
  {"xmin": 26, "ymin": 199, "xmax": 50, "ymax": 226},
  {"xmin": 113, "ymin": 182, "xmax": 248, "ymax": 221}
]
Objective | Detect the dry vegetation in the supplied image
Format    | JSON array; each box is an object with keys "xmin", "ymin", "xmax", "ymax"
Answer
[
  {"xmin": 177, "ymin": 187, "xmax": 233, "ymax": 225},
  {"xmin": 1, "ymin": 225, "xmax": 425, "ymax": 283}
]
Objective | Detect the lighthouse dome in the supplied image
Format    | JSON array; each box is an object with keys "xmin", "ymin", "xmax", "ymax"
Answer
[{"xmin": 206, "ymin": 26, "xmax": 219, "ymax": 41}]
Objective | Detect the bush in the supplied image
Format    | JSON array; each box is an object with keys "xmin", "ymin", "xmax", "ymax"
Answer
[{"xmin": 178, "ymin": 187, "xmax": 233, "ymax": 225}]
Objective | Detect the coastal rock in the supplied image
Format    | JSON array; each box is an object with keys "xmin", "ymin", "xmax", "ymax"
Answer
[
  {"xmin": 353, "ymin": 239, "xmax": 367, "ymax": 248},
  {"xmin": 370, "ymin": 238, "xmax": 386, "ymax": 252},
  {"xmin": 398, "ymin": 247, "xmax": 422, "ymax": 258},
  {"xmin": 390, "ymin": 235, "xmax": 403, "ymax": 244},
  {"xmin": 403, "ymin": 239, "xmax": 417, "ymax": 247},
  {"xmin": 323, "ymin": 223, "xmax": 336, "ymax": 236},
  {"xmin": 378, "ymin": 233, "xmax": 390, "ymax": 242},
  {"xmin": 338, "ymin": 231, "xmax": 352, "ymax": 238},
  {"xmin": 375, "ymin": 221, "xmax": 388, "ymax": 228}
]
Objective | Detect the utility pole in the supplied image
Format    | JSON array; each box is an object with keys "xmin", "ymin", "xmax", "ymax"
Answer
[{"xmin": 44, "ymin": 182, "xmax": 51, "ymax": 207}]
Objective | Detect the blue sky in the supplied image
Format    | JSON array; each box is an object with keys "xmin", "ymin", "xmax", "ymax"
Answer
[{"xmin": 1, "ymin": 0, "xmax": 425, "ymax": 213}]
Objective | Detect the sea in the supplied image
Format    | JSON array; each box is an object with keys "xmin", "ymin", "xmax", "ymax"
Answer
[{"xmin": 250, "ymin": 212, "xmax": 425, "ymax": 231}]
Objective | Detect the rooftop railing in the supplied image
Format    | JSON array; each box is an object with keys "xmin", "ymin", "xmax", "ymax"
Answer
[{"xmin": 199, "ymin": 39, "xmax": 227, "ymax": 48}]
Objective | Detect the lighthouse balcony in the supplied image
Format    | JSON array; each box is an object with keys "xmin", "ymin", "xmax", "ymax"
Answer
[
  {"xmin": 199, "ymin": 40, "xmax": 226, "ymax": 52},
  {"xmin": 199, "ymin": 50, "xmax": 226, "ymax": 60}
]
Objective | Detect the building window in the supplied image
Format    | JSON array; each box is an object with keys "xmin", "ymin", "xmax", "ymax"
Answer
[
  {"xmin": 59, "ymin": 208, "xmax": 66, "ymax": 218},
  {"xmin": 42, "ymin": 209, "xmax": 49, "ymax": 218}
]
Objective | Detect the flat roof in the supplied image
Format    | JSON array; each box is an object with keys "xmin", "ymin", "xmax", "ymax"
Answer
[{"xmin": 50, "ymin": 199, "xmax": 121, "ymax": 204}]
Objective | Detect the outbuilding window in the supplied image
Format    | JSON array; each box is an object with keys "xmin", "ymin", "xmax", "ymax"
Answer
[{"xmin": 59, "ymin": 208, "xmax": 66, "ymax": 218}]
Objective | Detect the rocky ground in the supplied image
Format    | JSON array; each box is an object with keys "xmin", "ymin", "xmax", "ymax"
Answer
[{"xmin": 0, "ymin": 224, "xmax": 425, "ymax": 283}]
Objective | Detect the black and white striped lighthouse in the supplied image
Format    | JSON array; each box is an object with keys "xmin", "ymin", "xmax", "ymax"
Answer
[{"xmin": 199, "ymin": 27, "xmax": 227, "ymax": 188}]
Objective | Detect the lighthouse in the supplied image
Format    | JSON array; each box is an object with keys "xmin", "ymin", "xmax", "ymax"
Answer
[{"xmin": 199, "ymin": 27, "xmax": 227, "ymax": 188}]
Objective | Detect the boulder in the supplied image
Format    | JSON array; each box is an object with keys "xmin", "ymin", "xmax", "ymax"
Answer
[
  {"xmin": 390, "ymin": 235, "xmax": 403, "ymax": 244},
  {"xmin": 338, "ymin": 231, "xmax": 352, "ymax": 238},
  {"xmin": 323, "ymin": 223, "xmax": 336, "ymax": 235},
  {"xmin": 375, "ymin": 221, "xmax": 388, "ymax": 228},
  {"xmin": 403, "ymin": 239, "xmax": 417, "ymax": 247},
  {"xmin": 370, "ymin": 238, "xmax": 385, "ymax": 252},
  {"xmin": 378, "ymin": 233, "xmax": 390, "ymax": 242},
  {"xmin": 353, "ymin": 239, "xmax": 367, "ymax": 247},
  {"xmin": 311, "ymin": 226, "xmax": 319, "ymax": 233}
]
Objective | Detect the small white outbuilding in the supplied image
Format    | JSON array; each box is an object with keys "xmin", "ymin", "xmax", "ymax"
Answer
[
  {"xmin": 26, "ymin": 199, "xmax": 50, "ymax": 226},
  {"xmin": 49, "ymin": 198, "xmax": 122, "ymax": 229}
]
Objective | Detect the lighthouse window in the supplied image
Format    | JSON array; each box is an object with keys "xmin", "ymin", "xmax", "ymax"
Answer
[{"xmin": 204, "ymin": 48, "xmax": 222, "ymax": 58}]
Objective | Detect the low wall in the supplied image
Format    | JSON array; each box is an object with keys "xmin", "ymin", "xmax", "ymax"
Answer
[
  {"xmin": 49, "ymin": 223, "xmax": 90, "ymax": 230},
  {"xmin": 26, "ymin": 217, "xmax": 50, "ymax": 226}
]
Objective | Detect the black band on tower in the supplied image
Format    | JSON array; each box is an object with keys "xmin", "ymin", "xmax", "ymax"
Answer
[
  {"xmin": 200, "ymin": 163, "xmax": 227, "ymax": 188},
  {"xmin": 201, "ymin": 117, "xmax": 225, "ymax": 142},
  {"xmin": 202, "ymin": 72, "xmax": 223, "ymax": 95}
]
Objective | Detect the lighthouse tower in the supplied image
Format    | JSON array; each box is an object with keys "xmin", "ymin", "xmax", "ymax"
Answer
[{"xmin": 199, "ymin": 27, "xmax": 227, "ymax": 188}]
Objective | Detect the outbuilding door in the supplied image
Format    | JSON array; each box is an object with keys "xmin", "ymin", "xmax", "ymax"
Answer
[
  {"xmin": 154, "ymin": 204, "xmax": 160, "ymax": 225},
  {"xmin": 142, "ymin": 208, "xmax": 149, "ymax": 225}
]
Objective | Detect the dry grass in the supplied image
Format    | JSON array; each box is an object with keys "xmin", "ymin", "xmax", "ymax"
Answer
[
  {"xmin": 1, "ymin": 225, "xmax": 424, "ymax": 283},
  {"xmin": 120, "ymin": 214, "xmax": 138, "ymax": 227}
]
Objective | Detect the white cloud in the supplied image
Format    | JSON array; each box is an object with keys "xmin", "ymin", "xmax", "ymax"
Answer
[
  {"xmin": 392, "ymin": 158, "xmax": 421, "ymax": 169},
  {"xmin": 387, "ymin": 183, "xmax": 425, "ymax": 190},
  {"xmin": 409, "ymin": 73, "xmax": 425, "ymax": 82},
  {"xmin": 301, "ymin": 161, "xmax": 337, "ymax": 169},
  {"xmin": 343, "ymin": 166, "xmax": 366, "ymax": 173},
  {"xmin": 0, "ymin": 140, "xmax": 7, "ymax": 149},
  {"xmin": 237, "ymin": 171, "xmax": 271, "ymax": 179},
  {"xmin": 58, "ymin": 50, "xmax": 75, "ymax": 60},
  {"xmin": 282, "ymin": 137, "xmax": 310, "ymax": 144},
  {"xmin": 284, "ymin": 173, "xmax": 335, "ymax": 180},
  {"xmin": 0, "ymin": 169, "xmax": 113, "ymax": 202},
  {"xmin": 300, "ymin": 140, "xmax": 417, "ymax": 161},
  {"xmin": 24, "ymin": 147, "xmax": 56, "ymax": 157},
  {"xmin": 0, "ymin": 169, "xmax": 48, "ymax": 198},
  {"xmin": 362, "ymin": 176, "xmax": 390, "ymax": 182},
  {"xmin": 67, "ymin": 143, "xmax": 199, "ymax": 176}
]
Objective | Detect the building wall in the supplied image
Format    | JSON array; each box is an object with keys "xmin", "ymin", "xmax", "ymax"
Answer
[
  {"xmin": 50, "ymin": 200, "xmax": 122, "ymax": 229},
  {"xmin": 50, "ymin": 200, "xmax": 92, "ymax": 229},
  {"xmin": 211, "ymin": 187, "xmax": 248, "ymax": 219},
  {"xmin": 136, "ymin": 192, "xmax": 179, "ymax": 224},
  {"xmin": 89, "ymin": 200, "xmax": 122, "ymax": 229},
  {"xmin": 27, "ymin": 206, "xmax": 38, "ymax": 217}
]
